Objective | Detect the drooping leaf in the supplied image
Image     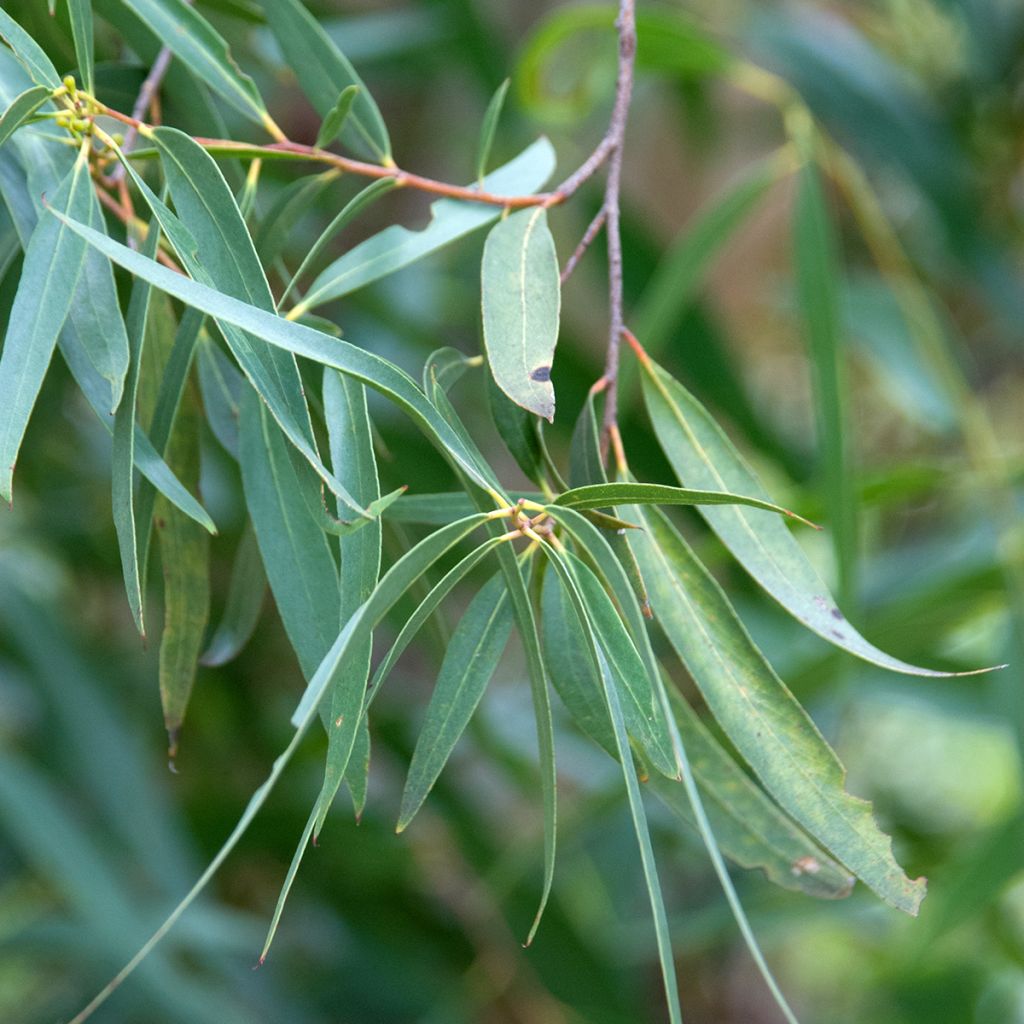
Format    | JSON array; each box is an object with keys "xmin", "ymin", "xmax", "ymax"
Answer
[
  {"xmin": 294, "ymin": 138, "xmax": 556, "ymax": 315},
  {"xmin": 568, "ymin": 387, "xmax": 606, "ymax": 487},
  {"xmin": 196, "ymin": 334, "xmax": 244, "ymax": 458},
  {"xmin": 628, "ymin": 502, "xmax": 927, "ymax": 915},
  {"xmin": 0, "ymin": 10, "xmax": 61, "ymax": 88},
  {"xmin": 481, "ymin": 206, "xmax": 560, "ymax": 421},
  {"xmin": 486, "ymin": 370, "xmax": 547, "ymax": 487},
  {"xmin": 155, "ymin": 386, "xmax": 210, "ymax": 757},
  {"xmin": 398, "ymin": 571, "xmax": 513, "ymax": 831},
  {"xmin": 636, "ymin": 347, "xmax": 991, "ymax": 677},
  {"xmin": 200, "ymin": 520, "xmax": 267, "ymax": 667},
  {"xmin": 794, "ymin": 159, "xmax": 857, "ymax": 607},
  {"xmin": 0, "ymin": 145, "xmax": 90, "ymax": 502},
  {"xmin": 476, "ymin": 77, "xmax": 510, "ymax": 182},
  {"xmin": 260, "ymin": 0, "xmax": 390, "ymax": 161},
  {"xmin": 253, "ymin": 169, "xmax": 339, "ymax": 267},
  {"xmin": 120, "ymin": 0, "xmax": 271, "ymax": 127},
  {"xmin": 315, "ymin": 84, "xmax": 359, "ymax": 149},
  {"xmin": 68, "ymin": 0, "xmax": 95, "ymax": 93},
  {"xmin": 0, "ymin": 84, "xmax": 50, "ymax": 149},
  {"xmin": 53, "ymin": 209, "xmax": 504, "ymax": 496},
  {"xmin": 112, "ymin": 212, "xmax": 163, "ymax": 635}
]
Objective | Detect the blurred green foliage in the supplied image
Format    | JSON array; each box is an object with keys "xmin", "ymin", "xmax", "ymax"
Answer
[{"xmin": 1, "ymin": 0, "xmax": 1023, "ymax": 1021}]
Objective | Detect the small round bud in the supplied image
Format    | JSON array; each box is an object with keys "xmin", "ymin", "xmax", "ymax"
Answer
[{"xmin": 62, "ymin": 75, "xmax": 76, "ymax": 93}]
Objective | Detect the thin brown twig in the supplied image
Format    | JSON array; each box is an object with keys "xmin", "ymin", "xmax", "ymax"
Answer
[
  {"xmin": 560, "ymin": 206, "xmax": 607, "ymax": 284},
  {"xmin": 93, "ymin": 183, "xmax": 182, "ymax": 272}
]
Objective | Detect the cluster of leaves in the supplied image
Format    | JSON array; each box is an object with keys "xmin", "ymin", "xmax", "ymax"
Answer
[{"xmin": 0, "ymin": 2, "xmax": 1014, "ymax": 1022}]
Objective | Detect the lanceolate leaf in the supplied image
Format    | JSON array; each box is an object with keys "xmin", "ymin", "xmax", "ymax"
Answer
[
  {"xmin": 628, "ymin": 503, "xmax": 927, "ymax": 915},
  {"xmin": 481, "ymin": 207, "xmax": 560, "ymax": 421},
  {"xmin": 253, "ymin": 169, "xmax": 339, "ymax": 267},
  {"xmin": 0, "ymin": 85, "xmax": 50, "ymax": 149},
  {"xmin": 636, "ymin": 348, "xmax": 990, "ymax": 677},
  {"xmin": 315, "ymin": 84, "xmax": 359, "ymax": 149},
  {"xmin": 476, "ymin": 78, "xmax": 510, "ymax": 182},
  {"xmin": 260, "ymin": 0, "xmax": 390, "ymax": 162},
  {"xmin": 51, "ymin": 210, "xmax": 502, "ymax": 497},
  {"xmin": 68, "ymin": 0, "xmax": 95, "ymax": 93},
  {"xmin": 486, "ymin": 371, "xmax": 547, "ymax": 487},
  {"xmin": 568, "ymin": 388, "xmax": 606, "ymax": 487},
  {"xmin": 555, "ymin": 481, "xmax": 816, "ymax": 524},
  {"xmin": 294, "ymin": 139, "xmax": 556, "ymax": 315},
  {"xmin": 121, "ymin": 0, "xmax": 270, "ymax": 126},
  {"xmin": 0, "ymin": 145, "xmax": 90, "ymax": 502},
  {"xmin": 795, "ymin": 160, "xmax": 857, "ymax": 607},
  {"xmin": 398, "ymin": 571, "xmax": 513, "ymax": 832}
]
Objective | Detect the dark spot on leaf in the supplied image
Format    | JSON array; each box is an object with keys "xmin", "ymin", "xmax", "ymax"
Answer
[
  {"xmin": 530, "ymin": 365, "xmax": 551, "ymax": 383},
  {"xmin": 831, "ymin": 629, "xmax": 843, "ymax": 639},
  {"xmin": 831, "ymin": 608, "xmax": 844, "ymax": 620}
]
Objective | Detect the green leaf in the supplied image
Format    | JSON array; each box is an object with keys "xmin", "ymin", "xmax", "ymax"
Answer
[
  {"xmin": 0, "ymin": 10, "xmax": 61, "ymax": 88},
  {"xmin": 295, "ymin": 138, "xmax": 556, "ymax": 315},
  {"xmin": 795, "ymin": 160, "xmax": 857, "ymax": 607},
  {"xmin": 260, "ymin": 0, "xmax": 390, "ymax": 162},
  {"xmin": 486, "ymin": 370, "xmax": 547, "ymax": 487},
  {"xmin": 278, "ymin": 176, "xmax": 396, "ymax": 308},
  {"xmin": 68, "ymin": 0, "xmax": 95, "ymax": 94},
  {"xmin": 121, "ymin": 0, "xmax": 271, "ymax": 127},
  {"xmin": 481, "ymin": 207, "xmax": 560, "ymax": 421},
  {"xmin": 0, "ymin": 85, "xmax": 50, "ymax": 149},
  {"xmin": 112, "ymin": 212, "xmax": 163, "ymax": 635},
  {"xmin": 650, "ymin": 688, "xmax": 855, "ymax": 900},
  {"xmin": 196, "ymin": 334, "xmax": 243, "ymax": 458},
  {"xmin": 239, "ymin": 392, "xmax": 340, "ymax": 682},
  {"xmin": 554, "ymin": 481, "xmax": 817, "ymax": 525},
  {"xmin": 628, "ymin": 503, "xmax": 927, "ymax": 915},
  {"xmin": 540, "ymin": 544, "xmax": 682, "ymax": 1024},
  {"xmin": 200, "ymin": 520, "xmax": 267, "ymax": 667},
  {"xmin": 476, "ymin": 77, "xmax": 510, "ymax": 183},
  {"xmin": 315, "ymin": 84, "xmax": 359, "ymax": 149},
  {"xmin": 0, "ymin": 146, "xmax": 90, "ymax": 502},
  {"xmin": 52, "ymin": 208, "xmax": 502, "ymax": 496},
  {"xmin": 568, "ymin": 388, "xmax": 606, "ymax": 488},
  {"xmin": 155, "ymin": 387, "xmax": 210, "ymax": 757},
  {"xmin": 637, "ymin": 349, "xmax": 990, "ymax": 677},
  {"xmin": 398, "ymin": 571, "xmax": 513, "ymax": 832}
]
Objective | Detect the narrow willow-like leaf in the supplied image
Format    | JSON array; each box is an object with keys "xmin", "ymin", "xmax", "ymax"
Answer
[
  {"xmin": 278, "ymin": 176, "xmax": 396, "ymax": 308},
  {"xmin": 476, "ymin": 78, "xmax": 510, "ymax": 183},
  {"xmin": 54, "ymin": 211, "xmax": 502, "ymax": 497},
  {"xmin": 260, "ymin": 0, "xmax": 390, "ymax": 162},
  {"xmin": 795, "ymin": 160, "xmax": 857, "ymax": 607},
  {"xmin": 0, "ymin": 11, "xmax": 61, "ymax": 88},
  {"xmin": 253, "ymin": 169, "xmax": 338, "ymax": 267},
  {"xmin": 156, "ymin": 388, "xmax": 210, "ymax": 757},
  {"xmin": 0, "ymin": 145, "xmax": 90, "ymax": 502},
  {"xmin": 636, "ymin": 347, "xmax": 992, "ymax": 677},
  {"xmin": 316, "ymin": 84, "xmax": 359, "ymax": 149},
  {"xmin": 541, "ymin": 545, "xmax": 682, "ymax": 1024},
  {"xmin": 112, "ymin": 214, "xmax": 163, "ymax": 635},
  {"xmin": 629, "ymin": 503, "xmax": 927, "ymax": 915},
  {"xmin": 486, "ymin": 371, "xmax": 547, "ymax": 487},
  {"xmin": 200, "ymin": 521, "xmax": 267, "ymax": 666},
  {"xmin": 0, "ymin": 85, "xmax": 49, "ymax": 149},
  {"xmin": 319, "ymin": 369, "xmax": 383, "ymax": 830},
  {"xmin": 398, "ymin": 571, "xmax": 513, "ymax": 831},
  {"xmin": 481, "ymin": 207, "xmax": 560, "ymax": 420},
  {"xmin": 555, "ymin": 481, "xmax": 816, "ymax": 525},
  {"xmin": 68, "ymin": 0, "xmax": 95, "ymax": 93},
  {"xmin": 568, "ymin": 388, "xmax": 606, "ymax": 487},
  {"xmin": 651, "ymin": 688, "xmax": 854, "ymax": 900},
  {"xmin": 122, "ymin": 0, "xmax": 270, "ymax": 126},
  {"xmin": 149, "ymin": 128, "xmax": 366, "ymax": 519},
  {"xmin": 239, "ymin": 392, "xmax": 340, "ymax": 681},
  {"xmin": 294, "ymin": 139, "xmax": 556, "ymax": 315}
]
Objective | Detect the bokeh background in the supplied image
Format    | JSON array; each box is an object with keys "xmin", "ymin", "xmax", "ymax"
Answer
[{"xmin": 1, "ymin": 0, "xmax": 1023, "ymax": 1021}]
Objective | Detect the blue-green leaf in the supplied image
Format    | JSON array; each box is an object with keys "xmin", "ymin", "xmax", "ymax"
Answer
[{"xmin": 0, "ymin": 85, "xmax": 50, "ymax": 149}]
